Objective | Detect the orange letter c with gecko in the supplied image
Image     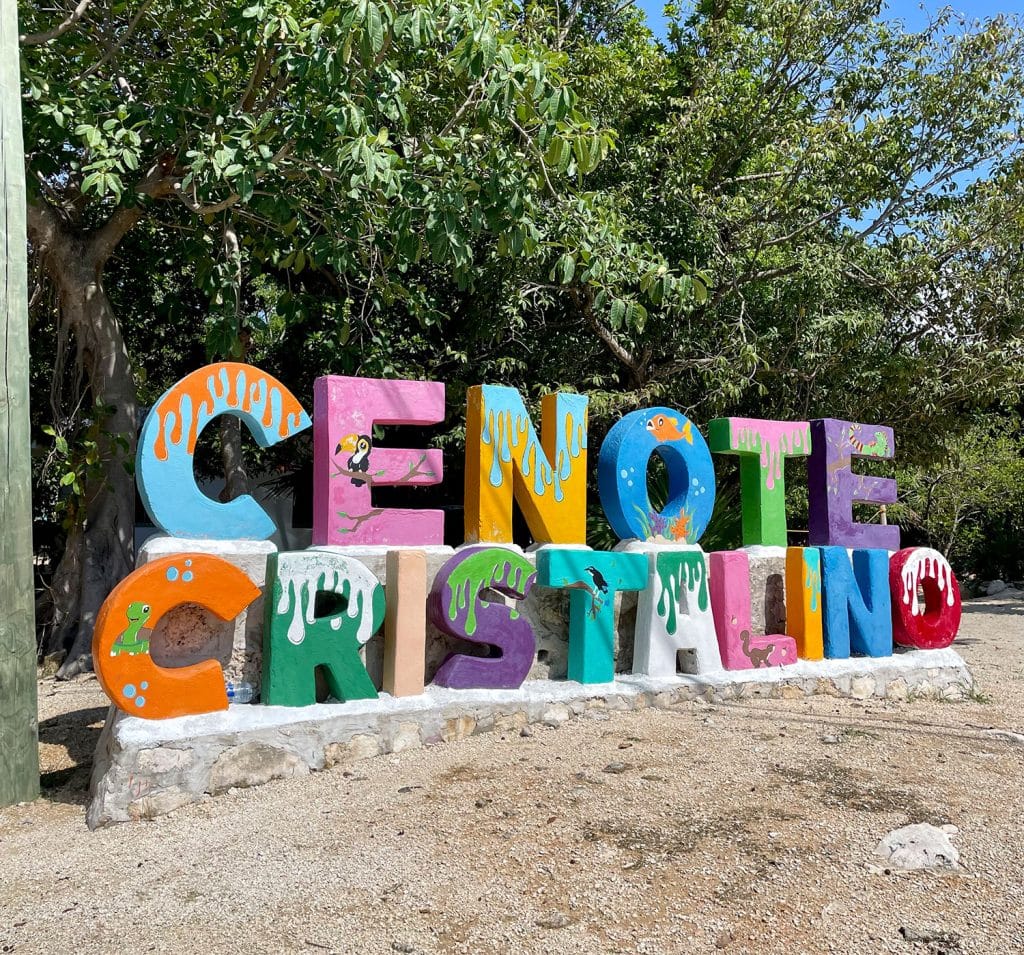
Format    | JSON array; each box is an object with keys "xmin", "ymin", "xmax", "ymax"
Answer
[{"xmin": 94, "ymin": 555, "xmax": 260, "ymax": 720}]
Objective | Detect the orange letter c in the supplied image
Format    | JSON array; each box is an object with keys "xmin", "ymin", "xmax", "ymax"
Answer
[{"xmin": 93, "ymin": 554, "xmax": 260, "ymax": 720}]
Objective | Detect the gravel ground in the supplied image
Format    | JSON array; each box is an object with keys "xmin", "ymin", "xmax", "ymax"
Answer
[{"xmin": 3, "ymin": 594, "xmax": 1024, "ymax": 954}]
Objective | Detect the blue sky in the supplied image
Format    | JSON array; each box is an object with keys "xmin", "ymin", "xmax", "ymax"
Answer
[{"xmin": 636, "ymin": 0, "xmax": 1024, "ymax": 37}]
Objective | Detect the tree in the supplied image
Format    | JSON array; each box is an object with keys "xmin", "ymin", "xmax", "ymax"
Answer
[
  {"xmin": 329, "ymin": 0, "xmax": 1024, "ymax": 443},
  {"xmin": 1, "ymin": 0, "xmax": 39, "ymax": 806},
  {"xmin": 893, "ymin": 416, "xmax": 1024, "ymax": 580},
  {"xmin": 522, "ymin": 1, "xmax": 1024, "ymax": 437},
  {"xmin": 21, "ymin": 0, "xmax": 620, "ymax": 674}
]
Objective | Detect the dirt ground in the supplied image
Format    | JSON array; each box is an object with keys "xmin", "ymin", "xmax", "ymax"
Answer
[{"xmin": 3, "ymin": 596, "xmax": 1024, "ymax": 954}]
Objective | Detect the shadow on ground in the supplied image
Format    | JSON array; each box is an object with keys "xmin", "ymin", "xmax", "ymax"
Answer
[
  {"xmin": 963, "ymin": 601, "xmax": 1024, "ymax": 617},
  {"xmin": 38, "ymin": 706, "xmax": 109, "ymax": 806}
]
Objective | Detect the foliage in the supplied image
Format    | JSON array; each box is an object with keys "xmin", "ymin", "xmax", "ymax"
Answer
[
  {"xmin": 541, "ymin": 0, "xmax": 1024, "ymax": 445},
  {"xmin": 21, "ymin": 0, "xmax": 1024, "ymax": 580},
  {"xmin": 892, "ymin": 417, "xmax": 1024, "ymax": 582},
  {"xmin": 39, "ymin": 403, "xmax": 132, "ymax": 531},
  {"xmin": 20, "ymin": 0, "xmax": 657, "ymax": 359}
]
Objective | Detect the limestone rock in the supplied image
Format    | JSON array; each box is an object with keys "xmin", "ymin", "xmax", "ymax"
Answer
[
  {"xmin": 536, "ymin": 912, "xmax": 571, "ymax": 929},
  {"xmin": 127, "ymin": 787, "xmax": 197, "ymax": 821},
  {"xmin": 134, "ymin": 746, "xmax": 194, "ymax": 775},
  {"xmin": 390, "ymin": 722, "xmax": 423, "ymax": 753},
  {"xmin": 850, "ymin": 675, "xmax": 875, "ymax": 700},
  {"xmin": 875, "ymin": 823, "xmax": 960, "ymax": 871},
  {"xmin": 441, "ymin": 715, "xmax": 477, "ymax": 742},
  {"xmin": 743, "ymin": 547, "xmax": 788, "ymax": 635},
  {"xmin": 40, "ymin": 651, "xmax": 65, "ymax": 678},
  {"xmin": 324, "ymin": 734, "xmax": 380, "ymax": 767},
  {"xmin": 986, "ymin": 579, "xmax": 1007, "ymax": 596},
  {"xmin": 494, "ymin": 711, "xmax": 528, "ymax": 734},
  {"xmin": 886, "ymin": 678, "xmax": 909, "ymax": 701},
  {"xmin": 777, "ymin": 683, "xmax": 805, "ymax": 700},
  {"xmin": 207, "ymin": 741, "xmax": 307, "ymax": 793},
  {"xmin": 541, "ymin": 703, "xmax": 571, "ymax": 727}
]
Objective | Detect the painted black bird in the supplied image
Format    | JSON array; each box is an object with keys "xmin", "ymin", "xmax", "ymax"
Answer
[
  {"xmin": 336, "ymin": 433, "xmax": 372, "ymax": 486},
  {"xmin": 585, "ymin": 565, "xmax": 609, "ymax": 594}
]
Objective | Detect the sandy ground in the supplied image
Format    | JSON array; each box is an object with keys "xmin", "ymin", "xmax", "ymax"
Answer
[{"xmin": 3, "ymin": 596, "xmax": 1024, "ymax": 954}]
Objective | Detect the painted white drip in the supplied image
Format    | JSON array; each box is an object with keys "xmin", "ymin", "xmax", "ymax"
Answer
[
  {"xmin": 277, "ymin": 577, "xmax": 291, "ymax": 615},
  {"xmin": 900, "ymin": 547, "xmax": 955, "ymax": 616},
  {"xmin": 276, "ymin": 556, "xmax": 380, "ymax": 646},
  {"xmin": 286, "ymin": 578, "xmax": 305, "ymax": 645},
  {"xmin": 348, "ymin": 576, "xmax": 378, "ymax": 645}
]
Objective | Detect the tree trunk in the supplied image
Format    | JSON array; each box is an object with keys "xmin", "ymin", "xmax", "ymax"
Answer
[
  {"xmin": 217, "ymin": 221, "xmax": 251, "ymax": 503},
  {"xmin": 219, "ymin": 414, "xmax": 252, "ymax": 502},
  {"xmin": 0, "ymin": 0, "xmax": 40, "ymax": 805},
  {"xmin": 34, "ymin": 224, "xmax": 139, "ymax": 678}
]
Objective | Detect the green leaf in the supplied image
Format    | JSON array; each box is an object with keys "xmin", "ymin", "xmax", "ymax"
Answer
[
  {"xmin": 237, "ymin": 170, "xmax": 255, "ymax": 202},
  {"xmin": 366, "ymin": 3, "xmax": 384, "ymax": 54},
  {"xmin": 543, "ymin": 138, "xmax": 565, "ymax": 168},
  {"xmin": 80, "ymin": 172, "xmax": 102, "ymax": 194},
  {"xmin": 610, "ymin": 298, "xmax": 626, "ymax": 330}
]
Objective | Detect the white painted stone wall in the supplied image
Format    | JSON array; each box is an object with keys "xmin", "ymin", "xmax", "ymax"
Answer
[{"xmin": 87, "ymin": 649, "xmax": 974, "ymax": 828}]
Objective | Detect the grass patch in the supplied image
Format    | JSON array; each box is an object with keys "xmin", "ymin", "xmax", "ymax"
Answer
[{"xmin": 966, "ymin": 685, "xmax": 993, "ymax": 704}]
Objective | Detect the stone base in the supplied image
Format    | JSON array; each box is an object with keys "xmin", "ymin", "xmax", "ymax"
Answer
[{"xmin": 86, "ymin": 648, "xmax": 972, "ymax": 828}]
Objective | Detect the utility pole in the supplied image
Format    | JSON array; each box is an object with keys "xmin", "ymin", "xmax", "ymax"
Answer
[{"xmin": 0, "ymin": 0, "xmax": 39, "ymax": 806}]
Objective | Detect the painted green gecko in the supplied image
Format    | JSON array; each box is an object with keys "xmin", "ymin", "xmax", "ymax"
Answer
[{"xmin": 110, "ymin": 601, "xmax": 152, "ymax": 656}]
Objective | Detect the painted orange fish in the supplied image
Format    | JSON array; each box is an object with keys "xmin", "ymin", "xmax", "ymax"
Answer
[{"xmin": 645, "ymin": 414, "xmax": 693, "ymax": 444}]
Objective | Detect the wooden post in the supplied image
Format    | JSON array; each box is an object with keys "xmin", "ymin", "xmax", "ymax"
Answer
[{"xmin": 0, "ymin": 0, "xmax": 39, "ymax": 806}]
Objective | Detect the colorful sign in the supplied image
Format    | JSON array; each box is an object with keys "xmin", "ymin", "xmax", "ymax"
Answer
[{"xmin": 96, "ymin": 362, "xmax": 963, "ymax": 720}]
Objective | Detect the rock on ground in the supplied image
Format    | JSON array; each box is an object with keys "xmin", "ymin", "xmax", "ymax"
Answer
[{"xmin": 875, "ymin": 823, "xmax": 960, "ymax": 871}]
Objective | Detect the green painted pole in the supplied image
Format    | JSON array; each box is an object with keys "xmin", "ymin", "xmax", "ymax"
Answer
[{"xmin": 0, "ymin": 0, "xmax": 39, "ymax": 806}]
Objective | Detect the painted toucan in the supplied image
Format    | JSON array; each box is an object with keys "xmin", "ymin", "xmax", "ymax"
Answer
[
  {"xmin": 585, "ymin": 565, "xmax": 609, "ymax": 594},
  {"xmin": 336, "ymin": 433, "xmax": 372, "ymax": 486}
]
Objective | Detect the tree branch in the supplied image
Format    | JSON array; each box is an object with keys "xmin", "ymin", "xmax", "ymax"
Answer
[
  {"xmin": 238, "ymin": 50, "xmax": 270, "ymax": 113},
  {"xmin": 76, "ymin": 0, "xmax": 153, "ymax": 80},
  {"xmin": 509, "ymin": 117, "xmax": 556, "ymax": 199},
  {"xmin": 556, "ymin": 0, "xmax": 584, "ymax": 47},
  {"xmin": 761, "ymin": 204, "xmax": 844, "ymax": 249},
  {"xmin": 173, "ymin": 186, "xmax": 241, "ymax": 216},
  {"xmin": 569, "ymin": 286, "xmax": 645, "ymax": 386},
  {"xmin": 20, "ymin": 0, "xmax": 94, "ymax": 46},
  {"xmin": 90, "ymin": 159, "xmax": 177, "ymax": 262},
  {"xmin": 590, "ymin": 0, "xmax": 637, "ymax": 43}
]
